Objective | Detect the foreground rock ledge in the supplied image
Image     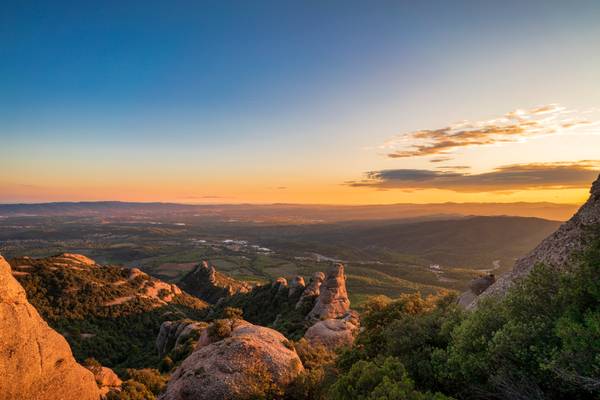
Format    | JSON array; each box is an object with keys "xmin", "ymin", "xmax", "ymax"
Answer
[
  {"xmin": 161, "ymin": 320, "xmax": 304, "ymax": 400},
  {"xmin": 0, "ymin": 255, "xmax": 100, "ymax": 400}
]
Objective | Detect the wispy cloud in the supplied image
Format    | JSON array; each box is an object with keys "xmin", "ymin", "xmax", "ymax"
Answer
[
  {"xmin": 346, "ymin": 161, "xmax": 600, "ymax": 193},
  {"xmin": 382, "ymin": 104, "xmax": 598, "ymax": 160}
]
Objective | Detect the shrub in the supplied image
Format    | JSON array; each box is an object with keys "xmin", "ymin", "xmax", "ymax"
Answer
[{"xmin": 125, "ymin": 369, "xmax": 167, "ymax": 395}]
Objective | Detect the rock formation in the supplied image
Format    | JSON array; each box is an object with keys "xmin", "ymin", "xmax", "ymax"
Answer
[
  {"xmin": 468, "ymin": 173, "xmax": 600, "ymax": 309},
  {"xmin": 94, "ymin": 367, "xmax": 122, "ymax": 397},
  {"xmin": 295, "ymin": 271, "xmax": 324, "ymax": 310},
  {"xmin": 161, "ymin": 320, "xmax": 304, "ymax": 400},
  {"xmin": 0, "ymin": 255, "xmax": 100, "ymax": 400},
  {"xmin": 288, "ymin": 276, "xmax": 306, "ymax": 297},
  {"xmin": 304, "ymin": 310, "xmax": 360, "ymax": 351},
  {"xmin": 179, "ymin": 261, "xmax": 250, "ymax": 304},
  {"xmin": 307, "ymin": 264, "xmax": 350, "ymax": 320},
  {"xmin": 156, "ymin": 320, "xmax": 209, "ymax": 358}
]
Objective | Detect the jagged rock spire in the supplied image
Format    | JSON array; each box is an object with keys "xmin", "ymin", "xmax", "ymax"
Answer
[{"xmin": 307, "ymin": 263, "xmax": 350, "ymax": 320}]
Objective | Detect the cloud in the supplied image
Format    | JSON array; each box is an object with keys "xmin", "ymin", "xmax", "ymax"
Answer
[
  {"xmin": 346, "ymin": 161, "xmax": 600, "ymax": 193},
  {"xmin": 382, "ymin": 104, "xmax": 598, "ymax": 160}
]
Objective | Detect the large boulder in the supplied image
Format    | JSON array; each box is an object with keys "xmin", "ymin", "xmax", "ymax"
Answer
[
  {"xmin": 307, "ymin": 264, "xmax": 350, "ymax": 320},
  {"xmin": 161, "ymin": 320, "xmax": 304, "ymax": 400},
  {"xmin": 304, "ymin": 311, "xmax": 360, "ymax": 351},
  {"xmin": 469, "ymin": 173, "xmax": 600, "ymax": 308},
  {"xmin": 0, "ymin": 255, "xmax": 100, "ymax": 400}
]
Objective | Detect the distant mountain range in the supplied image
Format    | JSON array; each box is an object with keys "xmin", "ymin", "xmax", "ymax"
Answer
[{"xmin": 0, "ymin": 200, "xmax": 580, "ymax": 221}]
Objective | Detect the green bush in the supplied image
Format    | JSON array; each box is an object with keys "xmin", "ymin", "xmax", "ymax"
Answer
[
  {"xmin": 106, "ymin": 379, "xmax": 155, "ymax": 400},
  {"xmin": 329, "ymin": 357, "xmax": 452, "ymax": 400}
]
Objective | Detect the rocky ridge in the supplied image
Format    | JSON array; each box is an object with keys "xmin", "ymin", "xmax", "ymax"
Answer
[
  {"xmin": 179, "ymin": 260, "xmax": 250, "ymax": 304},
  {"xmin": 467, "ymin": 173, "xmax": 600, "ymax": 308}
]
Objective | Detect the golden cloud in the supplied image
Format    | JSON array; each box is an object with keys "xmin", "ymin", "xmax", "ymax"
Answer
[{"xmin": 382, "ymin": 104, "xmax": 597, "ymax": 160}]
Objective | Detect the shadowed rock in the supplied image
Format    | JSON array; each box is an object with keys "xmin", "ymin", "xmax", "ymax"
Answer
[
  {"xmin": 156, "ymin": 320, "xmax": 209, "ymax": 358},
  {"xmin": 295, "ymin": 272, "xmax": 325, "ymax": 310},
  {"xmin": 288, "ymin": 276, "xmax": 306, "ymax": 297}
]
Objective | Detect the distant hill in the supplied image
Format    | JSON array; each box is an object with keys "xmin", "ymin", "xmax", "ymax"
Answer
[
  {"xmin": 0, "ymin": 200, "xmax": 579, "ymax": 221},
  {"xmin": 331, "ymin": 216, "xmax": 562, "ymax": 269}
]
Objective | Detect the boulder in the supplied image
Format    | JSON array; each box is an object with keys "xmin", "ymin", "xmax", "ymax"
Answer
[
  {"xmin": 161, "ymin": 320, "xmax": 304, "ymax": 400},
  {"xmin": 469, "ymin": 274, "xmax": 495, "ymax": 295},
  {"xmin": 0, "ymin": 255, "xmax": 100, "ymax": 400},
  {"xmin": 94, "ymin": 367, "xmax": 122, "ymax": 397},
  {"xmin": 307, "ymin": 264, "xmax": 350, "ymax": 320},
  {"xmin": 304, "ymin": 311, "xmax": 360, "ymax": 351}
]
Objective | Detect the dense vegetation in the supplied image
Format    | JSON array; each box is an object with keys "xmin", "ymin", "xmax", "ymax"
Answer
[
  {"xmin": 11, "ymin": 256, "xmax": 207, "ymax": 370},
  {"xmin": 324, "ymin": 227, "xmax": 600, "ymax": 399},
  {"xmin": 1, "ymin": 213, "xmax": 560, "ymax": 302},
  {"xmin": 210, "ymin": 281, "xmax": 314, "ymax": 340}
]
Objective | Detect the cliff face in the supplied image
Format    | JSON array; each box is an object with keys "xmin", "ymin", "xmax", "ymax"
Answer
[
  {"xmin": 179, "ymin": 261, "xmax": 250, "ymax": 304},
  {"xmin": 469, "ymin": 174, "xmax": 600, "ymax": 308},
  {"xmin": 0, "ymin": 255, "xmax": 100, "ymax": 400}
]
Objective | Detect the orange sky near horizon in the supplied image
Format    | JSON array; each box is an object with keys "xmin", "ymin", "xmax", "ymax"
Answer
[{"xmin": 2, "ymin": 3, "xmax": 600, "ymax": 205}]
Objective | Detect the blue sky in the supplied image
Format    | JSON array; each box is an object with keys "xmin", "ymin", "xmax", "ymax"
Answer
[{"xmin": 2, "ymin": 1, "xmax": 600, "ymax": 203}]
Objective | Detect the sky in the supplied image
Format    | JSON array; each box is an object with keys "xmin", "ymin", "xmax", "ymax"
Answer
[{"xmin": 1, "ymin": 1, "xmax": 600, "ymax": 205}]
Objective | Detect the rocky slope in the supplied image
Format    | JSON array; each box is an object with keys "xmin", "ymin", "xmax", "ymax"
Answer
[
  {"xmin": 0, "ymin": 255, "xmax": 100, "ymax": 400},
  {"xmin": 8, "ymin": 253, "xmax": 208, "ymax": 369},
  {"xmin": 178, "ymin": 260, "xmax": 250, "ymax": 304},
  {"xmin": 161, "ymin": 319, "xmax": 304, "ymax": 400},
  {"xmin": 467, "ymin": 173, "xmax": 600, "ymax": 308}
]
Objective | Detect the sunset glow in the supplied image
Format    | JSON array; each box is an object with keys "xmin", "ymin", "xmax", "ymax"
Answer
[{"xmin": 2, "ymin": 2, "xmax": 600, "ymax": 205}]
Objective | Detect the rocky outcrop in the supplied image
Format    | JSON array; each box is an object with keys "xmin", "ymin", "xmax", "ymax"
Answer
[
  {"xmin": 161, "ymin": 320, "xmax": 304, "ymax": 400},
  {"xmin": 156, "ymin": 320, "xmax": 209, "ymax": 358},
  {"xmin": 179, "ymin": 261, "xmax": 250, "ymax": 304},
  {"xmin": 468, "ymin": 174, "xmax": 600, "ymax": 308},
  {"xmin": 288, "ymin": 276, "xmax": 306, "ymax": 297},
  {"xmin": 307, "ymin": 264, "xmax": 350, "ymax": 320},
  {"xmin": 0, "ymin": 255, "xmax": 100, "ymax": 400},
  {"xmin": 295, "ymin": 272, "xmax": 325, "ymax": 310},
  {"xmin": 94, "ymin": 367, "xmax": 122, "ymax": 397},
  {"xmin": 304, "ymin": 310, "xmax": 360, "ymax": 351},
  {"xmin": 54, "ymin": 253, "xmax": 97, "ymax": 266}
]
